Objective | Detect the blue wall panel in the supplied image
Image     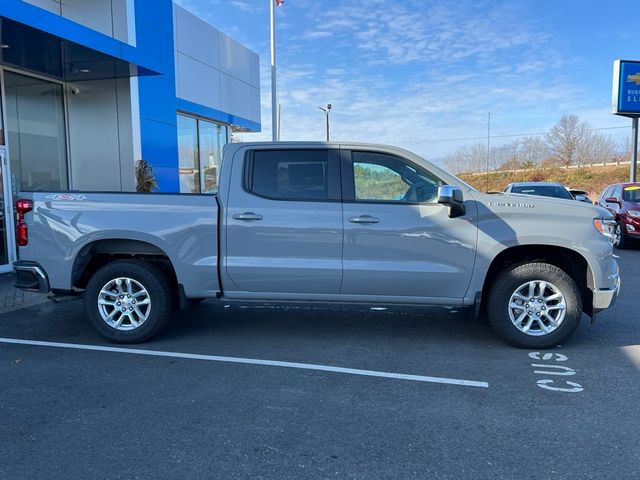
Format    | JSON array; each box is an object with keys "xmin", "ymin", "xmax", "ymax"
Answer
[{"xmin": 135, "ymin": 0, "xmax": 180, "ymax": 192}]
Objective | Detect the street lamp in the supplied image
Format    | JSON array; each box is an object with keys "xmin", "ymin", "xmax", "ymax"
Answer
[{"xmin": 318, "ymin": 104, "xmax": 332, "ymax": 141}]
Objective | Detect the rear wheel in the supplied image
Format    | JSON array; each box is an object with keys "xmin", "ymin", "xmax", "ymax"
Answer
[
  {"xmin": 487, "ymin": 262, "xmax": 582, "ymax": 348},
  {"xmin": 84, "ymin": 260, "xmax": 174, "ymax": 343}
]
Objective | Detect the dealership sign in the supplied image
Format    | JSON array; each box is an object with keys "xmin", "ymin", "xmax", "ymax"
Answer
[{"xmin": 612, "ymin": 60, "xmax": 640, "ymax": 116}]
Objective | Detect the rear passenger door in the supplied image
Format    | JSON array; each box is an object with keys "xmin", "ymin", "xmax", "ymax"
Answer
[{"xmin": 224, "ymin": 147, "xmax": 343, "ymax": 296}]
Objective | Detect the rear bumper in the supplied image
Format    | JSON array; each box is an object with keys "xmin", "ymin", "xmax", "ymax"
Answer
[
  {"xmin": 14, "ymin": 261, "xmax": 50, "ymax": 293},
  {"xmin": 593, "ymin": 272, "xmax": 621, "ymax": 311}
]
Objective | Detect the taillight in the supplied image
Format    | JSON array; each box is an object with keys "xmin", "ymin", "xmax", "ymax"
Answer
[{"xmin": 15, "ymin": 199, "xmax": 33, "ymax": 247}]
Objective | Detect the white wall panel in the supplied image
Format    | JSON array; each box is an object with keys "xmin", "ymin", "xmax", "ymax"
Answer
[
  {"xmin": 67, "ymin": 79, "xmax": 131, "ymax": 191},
  {"xmin": 23, "ymin": 0, "xmax": 61, "ymax": 14},
  {"xmin": 177, "ymin": 53, "xmax": 221, "ymax": 111},
  {"xmin": 250, "ymin": 86, "xmax": 261, "ymax": 124},
  {"xmin": 219, "ymin": 34, "xmax": 251, "ymax": 85},
  {"xmin": 24, "ymin": 0, "xmax": 133, "ymax": 44},
  {"xmin": 249, "ymin": 51, "xmax": 260, "ymax": 89},
  {"xmin": 175, "ymin": 6, "xmax": 220, "ymax": 69},
  {"xmin": 62, "ymin": 0, "xmax": 113, "ymax": 38},
  {"xmin": 220, "ymin": 73, "xmax": 252, "ymax": 121}
]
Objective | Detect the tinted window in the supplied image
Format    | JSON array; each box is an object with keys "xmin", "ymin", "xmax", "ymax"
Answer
[
  {"xmin": 352, "ymin": 151, "xmax": 441, "ymax": 203},
  {"xmin": 623, "ymin": 186, "xmax": 640, "ymax": 202},
  {"xmin": 510, "ymin": 185, "xmax": 573, "ymax": 200},
  {"xmin": 248, "ymin": 150, "xmax": 330, "ymax": 200}
]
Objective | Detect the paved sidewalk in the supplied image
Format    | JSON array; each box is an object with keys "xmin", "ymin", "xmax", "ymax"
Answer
[{"xmin": 0, "ymin": 273, "xmax": 48, "ymax": 314}]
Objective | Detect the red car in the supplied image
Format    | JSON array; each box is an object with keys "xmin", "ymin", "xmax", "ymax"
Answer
[{"xmin": 597, "ymin": 182, "xmax": 640, "ymax": 248}]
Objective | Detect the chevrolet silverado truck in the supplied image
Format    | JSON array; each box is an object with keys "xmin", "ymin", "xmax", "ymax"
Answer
[{"xmin": 13, "ymin": 142, "xmax": 620, "ymax": 348}]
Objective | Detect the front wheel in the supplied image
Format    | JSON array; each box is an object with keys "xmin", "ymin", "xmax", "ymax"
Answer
[
  {"xmin": 487, "ymin": 262, "xmax": 582, "ymax": 348},
  {"xmin": 84, "ymin": 260, "xmax": 174, "ymax": 343}
]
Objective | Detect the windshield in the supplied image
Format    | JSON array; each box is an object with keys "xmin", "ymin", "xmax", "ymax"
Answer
[
  {"xmin": 623, "ymin": 186, "xmax": 640, "ymax": 202},
  {"xmin": 510, "ymin": 185, "xmax": 573, "ymax": 200}
]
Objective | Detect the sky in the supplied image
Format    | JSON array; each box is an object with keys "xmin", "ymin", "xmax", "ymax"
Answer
[{"xmin": 174, "ymin": 0, "xmax": 639, "ymax": 164}]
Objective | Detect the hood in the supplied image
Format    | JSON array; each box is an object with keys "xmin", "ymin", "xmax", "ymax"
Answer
[{"xmin": 472, "ymin": 191, "xmax": 612, "ymax": 219}]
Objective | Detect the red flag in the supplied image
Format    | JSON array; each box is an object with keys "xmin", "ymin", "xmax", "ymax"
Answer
[{"xmin": 275, "ymin": 0, "xmax": 284, "ymax": 5}]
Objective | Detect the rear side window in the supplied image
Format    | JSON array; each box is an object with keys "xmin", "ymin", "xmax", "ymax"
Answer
[{"xmin": 246, "ymin": 150, "xmax": 334, "ymax": 201}]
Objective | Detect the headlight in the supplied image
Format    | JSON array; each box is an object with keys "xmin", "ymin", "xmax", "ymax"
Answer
[
  {"xmin": 593, "ymin": 218, "xmax": 617, "ymax": 241},
  {"xmin": 627, "ymin": 210, "xmax": 640, "ymax": 218}
]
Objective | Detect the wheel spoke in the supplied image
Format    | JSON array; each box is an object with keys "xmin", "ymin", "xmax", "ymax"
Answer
[
  {"xmin": 536, "ymin": 317, "xmax": 549, "ymax": 333},
  {"xmin": 543, "ymin": 313, "xmax": 558, "ymax": 328},
  {"xmin": 527, "ymin": 282, "xmax": 535, "ymax": 298},
  {"xmin": 538, "ymin": 281, "xmax": 547, "ymax": 296},
  {"xmin": 513, "ymin": 310, "xmax": 527, "ymax": 325},
  {"xmin": 545, "ymin": 292, "xmax": 563, "ymax": 302},
  {"xmin": 546, "ymin": 302, "xmax": 566, "ymax": 311},
  {"xmin": 99, "ymin": 298, "xmax": 116, "ymax": 306},
  {"xmin": 522, "ymin": 316, "xmax": 534, "ymax": 333}
]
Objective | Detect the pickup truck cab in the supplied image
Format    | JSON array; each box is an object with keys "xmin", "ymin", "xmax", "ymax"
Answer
[{"xmin": 14, "ymin": 142, "xmax": 620, "ymax": 348}]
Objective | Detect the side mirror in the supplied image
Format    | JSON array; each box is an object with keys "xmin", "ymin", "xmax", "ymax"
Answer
[
  {"xmin": 605, "ymin": 197, "xmax": 620, "ymax": 205},
  {"xmin": 574, "ymin": 194, "xmax": 587, "ymax": 202},
  {"xmin": 438, "ymin": 185, "xmax": 466, "ymax": 218}
]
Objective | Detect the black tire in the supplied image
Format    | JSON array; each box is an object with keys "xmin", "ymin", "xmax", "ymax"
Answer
[
  {"xmin": 613, "ymin": 221, "xmax": 628, "ymax": 249},
  {"xmin": 487, "ymin": 262, "xmax": 582, "ymax": 349},
  {"xmin": 84, "ymin": 260, "xmax": 174, "ymax": 343}
]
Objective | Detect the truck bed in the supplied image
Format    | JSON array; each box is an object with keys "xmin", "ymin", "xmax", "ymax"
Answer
[{"xmin": 17, "ymin": 192, "xmax": 220, "ymax": 298}]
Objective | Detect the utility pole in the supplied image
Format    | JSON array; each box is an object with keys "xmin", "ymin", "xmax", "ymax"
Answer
[
  {"xmin": 486, "ymin": 112, "xmax": 491, "ymax": 192},
  {"xmin": 269, "ymin": 0, "xmax": 279, "ymax": 141},
  {"xmin": 319, "ymin": 104, "xmax": 332, "ymax": 141},
  {"xmin": 632, "ymin": 117, "xmax": 638, "ymax": 182}
]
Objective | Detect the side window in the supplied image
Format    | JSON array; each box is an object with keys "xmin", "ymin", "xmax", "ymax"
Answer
[
  {"xmin": 247, "ymin": 149, "xmax": 331, "ymax": 201},
  {"xmin": 351, "ymin": 151, "xmax": 442, "ymax": 203}
]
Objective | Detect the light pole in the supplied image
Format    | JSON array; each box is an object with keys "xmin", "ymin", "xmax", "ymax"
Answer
[{"xmin": 318, "ymin": 104, "xmax": 332, "ymax": 141}]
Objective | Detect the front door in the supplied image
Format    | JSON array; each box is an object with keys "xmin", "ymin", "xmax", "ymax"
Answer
[
  {"xmin": 341, "ymin": 149, "xmax": 477, "ymax": 303},
  {"xmin": 224, "ymin": 147, "xmax": 343, "ymax": 296}
]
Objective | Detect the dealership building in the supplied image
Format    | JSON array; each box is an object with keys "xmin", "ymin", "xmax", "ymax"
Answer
[{"xmin": 0, "ymin": 0, "xmax": 261, "ymax": 270}]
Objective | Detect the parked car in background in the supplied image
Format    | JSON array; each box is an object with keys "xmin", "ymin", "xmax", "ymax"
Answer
[
  {"xmin": 504, "ymin": 182, "xmax": 575, "ymax": 200},
  {"xmin": 568, "ymin": 188, "xmax": 593, "ymax": 204},
  {"xmin": 597, "ymin": 182, "xmax": 640, "ymax": 248}
]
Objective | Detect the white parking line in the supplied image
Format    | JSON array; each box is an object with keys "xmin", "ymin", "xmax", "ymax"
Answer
[{"xmin": 0, "ymin": 337, "xmax": 489, "ymax": 389}]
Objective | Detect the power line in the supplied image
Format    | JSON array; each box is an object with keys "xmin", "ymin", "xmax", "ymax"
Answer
[{"xmin": 427, "ymin": 125, "xmax": 629, "ymax": 143}]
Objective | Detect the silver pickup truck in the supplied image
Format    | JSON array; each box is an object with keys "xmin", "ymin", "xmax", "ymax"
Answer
[{"xmin": 13, "ymin": 142, "xmax": 620, "ymax": 348}]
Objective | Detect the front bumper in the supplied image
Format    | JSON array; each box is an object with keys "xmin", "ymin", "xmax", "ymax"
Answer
[
  {"xmin": 14, "ymin": 261, "xmax": 50, "ymax": 293},
  {"xmin": 593, "ymin": 271, "xmax": 621, "ymax": 311}
]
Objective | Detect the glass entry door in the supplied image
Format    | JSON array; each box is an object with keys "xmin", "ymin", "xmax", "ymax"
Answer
[{"xmin": 0, "ymin": 145, "xmax": 13, "ymax": 270}]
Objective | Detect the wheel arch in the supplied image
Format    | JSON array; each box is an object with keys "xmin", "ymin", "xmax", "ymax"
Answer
[
  {"xmin": 71, "ymin": 238, "xmax": 178, "ymax": 291},
  {"xmin": 480, "ymin": 245, "xmax": 594, "ymax": 318}
]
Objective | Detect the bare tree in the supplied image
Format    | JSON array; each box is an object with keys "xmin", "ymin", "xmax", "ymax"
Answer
[
  {"xmin": 577, "ymin": 131, "xmax": 616, "ymax": 165},
  {"xmin": 545, "ymin": 115, "xmax": 589, "ymax": 165},
  {"xmin": 492, "ymin": 140, "xmax": 520, "ymax": 172},
  {"xmin": 520, "ymin": 136, "xmax": 549, "ymax": 168},
  {"xmin": 443, "ymin": 143, "xmax": 487, "ymax": 174}
]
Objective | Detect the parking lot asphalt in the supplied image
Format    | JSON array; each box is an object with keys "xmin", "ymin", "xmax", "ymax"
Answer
[{"xmin": 1, "ymin": 251, "xmax": 639, "ymax": 480}]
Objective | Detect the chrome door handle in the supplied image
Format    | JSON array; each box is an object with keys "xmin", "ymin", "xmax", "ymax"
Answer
[
  {"xmin": 232, "ymin": 212, "xmax": 263, "ymax": 221},
  {"xmin": 349, "ymin": 215, "xmax": 379, "ymax": 224}
]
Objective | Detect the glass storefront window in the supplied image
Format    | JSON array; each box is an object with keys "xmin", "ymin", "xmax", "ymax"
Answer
[
  {"xmin": 177, "ymin": 115, "xmax": 199, "ymax": 194},
  {"xmin": 178, "ymin": 113, "xmax": 228, "ymax": 194},
  {"xmin": 4, "ymin": 71, "xmax": 68, "ymax": 191}
]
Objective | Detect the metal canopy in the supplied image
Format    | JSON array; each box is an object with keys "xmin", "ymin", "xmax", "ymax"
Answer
[{"xmin": 0, "ymin": 16, "xmax": 159, "ymax": 82}]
